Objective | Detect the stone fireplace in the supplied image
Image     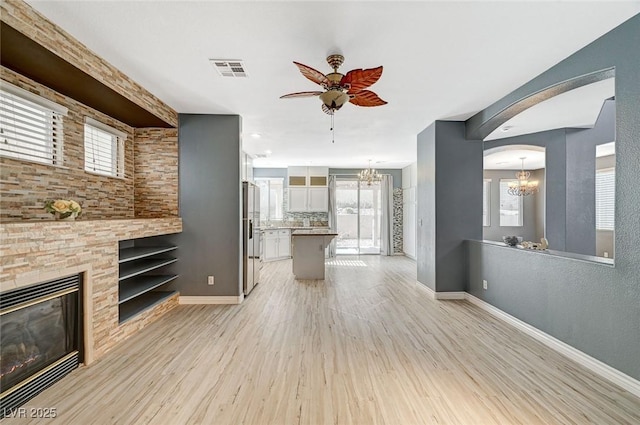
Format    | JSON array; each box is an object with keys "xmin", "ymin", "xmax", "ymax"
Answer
[{"xmin": 0, "ymin": 274, "xmax": 82, "ymax": 417}]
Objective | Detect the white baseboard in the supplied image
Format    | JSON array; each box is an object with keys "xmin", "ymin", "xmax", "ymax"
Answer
[
  {"xmin": 414, "ymin": 281, "xmax": 435, "ymax": 299},
  {"xmin": 414, "ymin": 282, "xmax": 466, "ymax": 301},
  {"xmin": 435, "ymin": 291, "xmax": 466, "ymax": 300},
  {"xmin": 465, "ymin": 293, "xmax": 640, "ymax": 399},
  {"xmin": 179, "ymin": 295, "xmax": 244, "ymax": 305}
]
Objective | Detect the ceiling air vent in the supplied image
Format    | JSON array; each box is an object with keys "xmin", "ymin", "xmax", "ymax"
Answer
[
  {"xmin": 209, "ymin": 59, "xmax": 248, "ymax": 78},
  {"xmin": 254, "ymin": 154, "xmax": 268, "ymax": 159}
]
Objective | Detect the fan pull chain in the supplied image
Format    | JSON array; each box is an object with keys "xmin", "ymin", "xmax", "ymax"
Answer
[{"xmin": 330, "ymin": 113, "xmax": 335, "ymax": 143}]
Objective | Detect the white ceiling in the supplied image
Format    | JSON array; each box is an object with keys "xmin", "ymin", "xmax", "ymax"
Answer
[
  {"xmin": 483, "ymin": 145, "xmax": 546, "ymax": 170},
  {"xmin": 484, "ymin": 78, "xmax": 615, "ymax": 141},
  {"xmin": 27, "ymin": 1, "xmax": 640, "ymax": 169}
]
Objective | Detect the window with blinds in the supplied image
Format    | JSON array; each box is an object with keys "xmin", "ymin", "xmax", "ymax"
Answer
[
  {"xmin": 499, "ymin": 179, "xmax": 523, "ymax": 227},
  {"xmin": 596, "ymin": 168, "xmax": 615, "ymax": 231},
  {"xmin": 84, "ymin": 118, "xmax": 125, "ymax": 178},
  {"xmin": 0, "ymin": 83, "xmax": 67, "ymax": 165},
  {"xmin": 483, "ymin": 179, "xmax": 491, "ymax": 227}
]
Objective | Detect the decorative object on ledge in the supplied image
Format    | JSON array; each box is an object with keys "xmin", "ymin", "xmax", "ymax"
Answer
[
  {"xmin": 44, "ymin": 199, "xmax": 82, "ymax": 220},
  {"xmin": 502, "ymin": 235, "xmax": 522, "ymax": 247},
  {"xmin": 521, "ymin": 237, "xmax": 549, "ymax": 250},
  {"xmin": 507, "ymin": 157, "xmax": 539, "ymax": 196},
  {"xmin": 358, "ymin": 160, "xmax": 382, "ymax": 186}
]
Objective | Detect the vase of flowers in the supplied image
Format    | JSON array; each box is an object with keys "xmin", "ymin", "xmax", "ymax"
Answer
[{"xmin": 45, "ymin": 199, "xmax": 82, "ymax": 220}]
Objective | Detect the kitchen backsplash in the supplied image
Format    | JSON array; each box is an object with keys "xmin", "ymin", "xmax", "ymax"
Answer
[{"xmin": 281, "ymin": 188, "xmax": 329, "ymax": 226}]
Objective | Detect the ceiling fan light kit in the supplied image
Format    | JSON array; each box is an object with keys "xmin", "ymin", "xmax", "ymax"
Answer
[{"xmin": 280, "ymin": 54, "xmax": 387, "ymax": 115}]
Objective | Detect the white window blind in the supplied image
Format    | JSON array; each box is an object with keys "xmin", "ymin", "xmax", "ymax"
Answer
[
  {"xmin": 483, "ymin": 179, "xmax": 491, "ymax": 227},
  {"xmin": 499, "ymin": 179, "xmax": 523, "ymax": 227},
  {"xmin": 0, "ymin": 83, "xmax": 66, "ymax": 165},
  {"xmin": 596, "ymin": 168, "xmax": 615, "ymax": 231},
  {"xmin": 84, "ymin": 118, "xmax": 125, "ymax": 178}
]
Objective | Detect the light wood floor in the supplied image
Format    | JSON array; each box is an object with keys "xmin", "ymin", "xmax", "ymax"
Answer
[{"xmin": 6, "ymin": 256, "xmax": 640, "ymax": 424}]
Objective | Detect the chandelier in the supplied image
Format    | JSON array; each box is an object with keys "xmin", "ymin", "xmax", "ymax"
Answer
[
  {"xmin": 358, "ymin": 160, "xmax": 382, "ymax": 186},
  {"xmin": 507, "ymin": 157, "xmax": 539, "ymax": 196}
]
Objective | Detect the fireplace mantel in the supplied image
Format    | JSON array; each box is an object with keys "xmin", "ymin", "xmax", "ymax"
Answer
[{"xmin": 0, "ymin": 217, "xmax": 182, "ymax": 361}]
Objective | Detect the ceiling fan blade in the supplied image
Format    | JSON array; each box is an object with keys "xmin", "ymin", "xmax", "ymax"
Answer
[
  {"xmin": 293, "ymin": 61, "xmax": 330, "ymax": 86},
  {"xmin": 322, "ymin": 104, "xmax": 334, "ymax": 115},
  {"xmin": 340, "ymin": 66, "xmax": 383, "ymax": 92},
  {"xmin": 280, "ymin": 91, "xmax": 323, "ymax": 99},
  {"xmin": 349, "ymin": 90, "xmax": 387, "ymax": 107}
]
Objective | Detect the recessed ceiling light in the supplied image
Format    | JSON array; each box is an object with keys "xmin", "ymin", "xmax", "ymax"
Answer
[
  {"xmin": 501, "ymin": 126, "xmax": 513, "ymax": 132},
  {"xmin": 250, "ymin": 133, "xmax": 261, "ymax": 139},
  {"xmin": 265, "ymin": 150, "xmax": 272, "ymax": 155}
]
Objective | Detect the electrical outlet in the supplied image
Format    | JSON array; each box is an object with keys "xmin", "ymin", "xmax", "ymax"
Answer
[
  {"xmin": 482, "ymin": 279, "xmax": 488, "ymax": 290},
  {"xmin": 207, "ymin": 276, "xmax": 215, "ymax": 286}
]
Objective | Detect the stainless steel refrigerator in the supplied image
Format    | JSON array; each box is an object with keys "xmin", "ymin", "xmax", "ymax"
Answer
[{"xmin": 242, "ymin": 181, "xmax": 261, "ymax": 295}]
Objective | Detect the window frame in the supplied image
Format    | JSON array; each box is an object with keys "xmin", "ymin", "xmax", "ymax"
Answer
[
  {"xmin": 499, "ymin": 179, "xmax": 524, "ymax": 227},
  {"xmin": 83, "ymin": 117, "xmax": 126, "ymax": 179},
  {"xmin": 0, "ymin": 81, "xmax": 67, "ymax": 166}
]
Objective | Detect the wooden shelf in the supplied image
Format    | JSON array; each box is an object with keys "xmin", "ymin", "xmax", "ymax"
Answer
[
  {"xmin": 118, "ymin": 246, "xmax": 177, "ymax": 264},
  {"xmin": 118, "ymin": 291, "xmax": 177, "ymax": 324},
  {"xmin": 119, "ymin": 275, "xmax": 179, "ymax": 304},
  {"xmin": 118, "ymin": 258, "xmax": 177, "ymax": 281},
  {"xmin": 118, "ymin": 238, "xmax": 179, "ymax": 324}
]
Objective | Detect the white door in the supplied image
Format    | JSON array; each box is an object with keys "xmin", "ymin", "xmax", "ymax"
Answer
[{"xmin": 288, "ymin": 188, "xmax": 307, "ymax": 211}]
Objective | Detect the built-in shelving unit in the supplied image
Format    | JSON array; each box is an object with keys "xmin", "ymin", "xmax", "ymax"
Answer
[{"xmin": 118, "ymin": 242, "xmax": 178, "ymax": 324}]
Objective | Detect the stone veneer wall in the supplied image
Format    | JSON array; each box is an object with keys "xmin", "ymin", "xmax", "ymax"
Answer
[
  {"xmin": 393, "ymin": 188, "xmax": 403, "ymax": 254},
  {"xmin": 0, "ymin": 67, "xmax": 136, "ymax": 221},
  {"xmin": 0, "ymin": 218, "xmax": 182, "ymax": 361},
  {"xmin": 1, "ymin": 0, "xmax": 177, "ymax": 127},
  {"xmin": 134, "ymin": 128, "xmax": 179, "ymax": 218}
]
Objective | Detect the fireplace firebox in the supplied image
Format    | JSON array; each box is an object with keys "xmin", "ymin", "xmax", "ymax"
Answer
[{"xmin": 0, "ymin": 274, "xmax": 82, "ymax": 417}]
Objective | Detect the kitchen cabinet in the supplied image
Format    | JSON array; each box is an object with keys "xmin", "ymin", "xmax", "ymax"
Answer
[
  {"xmin": 288, "ymin": 187, "xmax": 308, "ymax": 212},
  {"xmin": 287, "ymin": 166, "xmax": 328, "ymax": 212},
  {"xmin": 308, "ymin": 187, "xmax": 328, "ymax": 211},
  {"xmin": 263, "ymin": 229, "xmax": 291, "ymax": 261}
]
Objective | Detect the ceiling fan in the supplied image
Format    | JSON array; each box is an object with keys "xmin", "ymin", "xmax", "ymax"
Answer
[{"xmin": 280, "ymin": 54, "xmax": 387, "ymax": 115}]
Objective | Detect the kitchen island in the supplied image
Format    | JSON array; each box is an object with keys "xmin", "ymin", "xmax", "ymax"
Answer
[{"xmin": 291, "ymin": 229, "xmax": 338, "ymax": 280}]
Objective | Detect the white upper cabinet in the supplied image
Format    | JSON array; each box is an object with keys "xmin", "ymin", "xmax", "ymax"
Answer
[
  {"xmin": 308, "ymin": 187, "xmax": 328, "ymax": 211},
  {"xmin": 287, "ymin": 166, "xmax": 328, "ymax": 212},
  {"xmin": 308, "ymin": 166, "xmax": 329, "ymax": 186},
  {"xmin": 288, "ymin": 187, "xmax": 308, "ymax": 212},
  {"xmin": 288, "ymin": 166, "xmax": 308, "ymax": 186}
]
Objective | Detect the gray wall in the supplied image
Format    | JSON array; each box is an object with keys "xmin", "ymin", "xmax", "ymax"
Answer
[
  {"xmin": 253, "ymin": 167, "xmax": 287, "ymax": 183},
  {"xmin": 167, "ymin": 114, "xmax": 243, "ymax": 297},
  {"xmin": 417, "ymin": 121, "xmax": 483, "ymax": 292},
  {"xmin": 482, "ymin": 169, "xmax": 544, "ymax": 243},
  {"xmin": 254, "ymin": 167, "xmax": 402, "ymax": 189},
  {"xmin": 466, "ymin": 15, "xmax": 640, "ymax": 380},
  {"xmin": 329, "ymin": 168, "xmax": 402, "ymax": 189},
  {"xmin": 564, "ymin": 99, "xmax": 616, "ymax": 255}
]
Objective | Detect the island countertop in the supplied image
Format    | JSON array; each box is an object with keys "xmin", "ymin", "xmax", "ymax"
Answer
[{"xmin": 291, "ymin": 229, "xmax": 338, "ymax": 236}]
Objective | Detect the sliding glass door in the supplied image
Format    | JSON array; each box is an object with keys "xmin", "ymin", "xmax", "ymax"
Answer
[{"xmin": 335, "ymin": 177, "xmax": 381, "ymax": 255}]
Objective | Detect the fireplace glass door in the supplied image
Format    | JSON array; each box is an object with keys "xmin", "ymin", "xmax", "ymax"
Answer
[{"xmin": 0, "ymin": 274, "xmax": 81, "ymax": 416}]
